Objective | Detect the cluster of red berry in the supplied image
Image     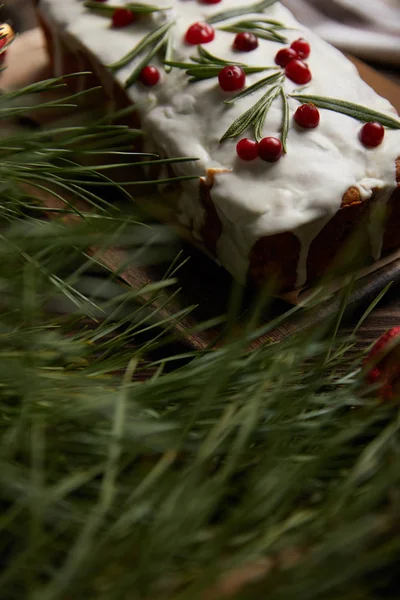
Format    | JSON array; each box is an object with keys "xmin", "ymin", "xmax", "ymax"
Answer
[
  {"xmin": 236, "ymin": 137, "xmax": 283, "ymax": 163},
  {"xmin": 214, "ymin": 35, "xmax": 318, "ymax": 162},
  {"xmin": 275, "ymin": 38, "xmax": 311, "ymax": 85}
]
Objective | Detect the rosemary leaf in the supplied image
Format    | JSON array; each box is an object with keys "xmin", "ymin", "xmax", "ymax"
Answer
[
  {"xmin": 220, "ymin": 103, "xmax": 259, "ymax": 142},
  {"xmin": 254, "ymin": 85, "xmax": 281, "ymax": 141},
  {"xmin": 290, "ymin": 94, "xmax": 400, "ymax": 129},
  {"xmin": 164, "ymin": 28, "xmax": 174, "ymax": 73},
  {"xmin": 253, "ymin": 103, "xmax": 269, "ymax": 143},
  {"xmin": 165, "ymin": 62, "xmax": 272, "ymax": 82},
  {"xmin": 207, "ymin": 0, "xmax": 279, "ymax": 25},
  {"xmin": 220, "ymin": 84, "xmax": 280, "ymax": 142},
  {"xmin": 280, "ymin": 88, "xmax": 290, "ymax": 152},
  {"xmin": 163, "ymin": 61, "xmax": 196, "ymax": 70},
  {"xmin": 244, "ymin": 17, "xmax": 287, "ymax": 28},
  {"xmin": 108, "ymin": 20, "xmax": 174, "ymax": 72},
  {"xmin": 188, "ymin": 65, "xmax": 272, "ymax": 80},
  {"xmin": 224, "ymin": 72, "xmax": 284, "ymax": 104},
  {"xmin": 83, "ymin": 1, "xmax": 168, "ymax": 15},
  {"xmin": 192, "ymin": 46, "xmax": 246, "ymax": 66},
  {"xmin": 219, "ymin": 25, "xmax": 287, "ymax": 44}
]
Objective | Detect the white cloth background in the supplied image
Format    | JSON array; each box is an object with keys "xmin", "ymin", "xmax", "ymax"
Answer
[{"xmin": 282, "ymin": 0, "xmax": 400, "ymax": 65}]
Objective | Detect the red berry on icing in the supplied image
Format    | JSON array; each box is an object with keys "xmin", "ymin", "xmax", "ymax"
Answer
[
  {"xmin": 140, "ymin": 66, "xmax": 160, "ymax": 86},
  {"xmin": 258, "ymin": 137, "xmax": 283, "ymax": 162},
  {"xmin": 112, "ymin": 8, "xmax": 136, "ymax": 28},
  {"xmin": 275, "ymin": 47, "xmax": 298, "ymax": 67},
  {"xmin": 360, "ymin": 122, "xmax": 385, "ymax": 148},
  {"xmin": 200, "ymin": 0, "xmax": 222, "ymax": 3},
  {"xmin": 290, "ymin": 38, "xmax": 310, "ymax": 59},
  {"xmin": 218, "ymin": 65, "xmax": 246, "ymax": 92},
  {"xmin": 294, "ymin": 103, "xmax": 320, "ymax": 129},
  {"xmin": 233, "ymin": 32, "xmax": 259, "ymax": 52},
  {"xmin": 185, "ymin": 22, "xmax": 215, "ymax": 45},
  {"xmin": 285, "ymin": 59, "xmax": 312, "ymax": 84},
  {"xmin": 236, "ymin": 138, "xmax": 258, "ymax": 161}
]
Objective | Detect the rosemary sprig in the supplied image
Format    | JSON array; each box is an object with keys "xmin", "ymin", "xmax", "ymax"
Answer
[
  {"xmin": 83, "ymin": 1, "xmax": 169, "ymax": 15},
  {"xmin": 124, "ymin": 30, "xmax": 171, "ymax": 88},
  {"xmin": 219, "ymin": 25, "xmax": 287, "ymax": 44},
  {"xmin": 191, "ymin": 46, "xmax": 246, "ymax": 67},
  {"xmin": 165, "ymin": 45, "xmax": 275, "ymax": 82},
  {"xmin": 221, "ymin": 73, "xmax": 286, "ymax": 144},
  {"xmin": 107, "ymin": 20, "xmax": 174, "ymax": 87},
  {"xmin": 108, "ymin": 20, "xmax": 173, "ymax": 70},
  {"xmin": 290, "ymin": 94, "xmax": 400, "ymax": 129},
  {"xmin": 207, "ymin": 0, "xmax": 279, "ymax": 25},
  {"xmin": 224, "ymin": 72, "xmax": 284, "ymax": 104},
  {"xmin": 218, "ymin": 19, "xmax": 288, "ymax": 44},
  {"xmin": 255, "ymin": 85, "xmax": 282, "ymax": 141},
  {"xmin": 220, "ymin": 84, "xmax": 282, "ymax": 142},
  {"xmin": 164, "ymin": 61, "xmax": 273, "ymax": 83}
]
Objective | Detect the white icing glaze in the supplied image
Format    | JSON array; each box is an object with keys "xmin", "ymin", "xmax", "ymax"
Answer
[{"xmin": 38, "ymin": 0, "xmax": 400, "ymax": 286}]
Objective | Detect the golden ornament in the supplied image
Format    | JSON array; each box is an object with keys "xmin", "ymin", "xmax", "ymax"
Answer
[{"xmin": 0, "ymin": 23, "xmax": 16, "ymax": 47}]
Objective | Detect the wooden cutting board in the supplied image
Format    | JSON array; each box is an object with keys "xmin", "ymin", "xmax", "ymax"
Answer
[{"xmin": 6, "ymin": 29, "xmax": 400, "ymax": 350}]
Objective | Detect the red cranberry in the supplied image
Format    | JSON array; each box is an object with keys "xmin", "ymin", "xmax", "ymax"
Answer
[
  {"xmin": 258, "ymin": 137, "xmax": 283, "ymax": 162},
  {"xmin": 294, "ymin": 103, "xmax": 320, "ymax": 129},
  {"xmin": 233, "ymin": 32, "xmax": 259, "ymax": 52},
  {"xmin": 218, "ymin": 65, "xmax": 246, "ymax": 92},
  {"xmin": 112, "ymin": 8, "xmax": 136, "ymax": 28},
  {"xmin": 275, "ymin": 47, "xmax": 298, "ymax": 67},
  {"xmin": 200, "ymin": 0, "xmax": 222, "ymax": 3},
  {"xmin": 364, "ymin": 326, "xmax": 400, "ymax": 400},
  {"xmin": 285, "ymin": 59, "xmax": 312, "ymax": 84},
  {"xmin": 139, "ymin": 66, "xmax": 160, "ymax": 86},
  {"xmin": 185, "ymin": 22, "xmax": 215, "ymax": 45},
  {"xmin": 360, "ymin": 122, "xmax": 385, "ymax": 148},
  {"xmin": 290, "ymin": 38, "xmax": 311, "ymax": 59},
  {"xmin": 236, "ymin": 138, "xmax": 258, "ymax": 161}
]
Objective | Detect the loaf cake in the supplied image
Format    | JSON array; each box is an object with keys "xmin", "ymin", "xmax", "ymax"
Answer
[{"xmin": 35, "ymin": 0, "xmax": 400, "ymax": 292}]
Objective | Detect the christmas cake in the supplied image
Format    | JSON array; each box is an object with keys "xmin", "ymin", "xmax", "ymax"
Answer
[{"xmin": 35, "ymin": 0, "xmax": 400, "ymax": 291}]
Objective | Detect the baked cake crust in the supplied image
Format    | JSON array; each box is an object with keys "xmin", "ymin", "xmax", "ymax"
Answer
[{"xmin": 36, "ymin": 0, "xmax": 400, "ymax": 292}]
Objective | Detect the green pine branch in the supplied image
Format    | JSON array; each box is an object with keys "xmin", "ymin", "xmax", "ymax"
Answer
[{"xmin": 0, "ymin": 70, "xmax": 398, "ymax": 600}]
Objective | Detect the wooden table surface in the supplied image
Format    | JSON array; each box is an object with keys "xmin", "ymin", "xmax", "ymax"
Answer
[{"xmin": 2, "ymin": 23, "xmax": 400, "ymax": 352}]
